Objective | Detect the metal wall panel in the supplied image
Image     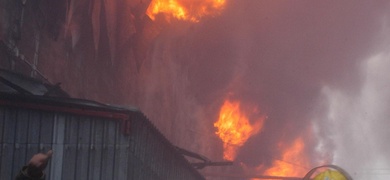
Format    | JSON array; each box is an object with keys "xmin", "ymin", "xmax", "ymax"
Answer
[
  {"xmin": 50, "ymin": 114, "xmax": 65, "ymax": 180},
  {"xmin": 1, "ymin": 107, "xmax": 17, "ymax": 180},
  {"xmin": 0, "ymin": 99, "xmax": 205, "ymax": 180}
]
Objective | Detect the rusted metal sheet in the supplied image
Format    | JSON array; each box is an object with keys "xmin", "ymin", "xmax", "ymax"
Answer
[{"xmin": 0, "ymin": 94, "xmax": 205, "ymax": 180}]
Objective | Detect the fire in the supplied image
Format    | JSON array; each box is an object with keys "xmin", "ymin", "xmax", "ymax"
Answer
[
  {"xmin": 146, "ymin": 0, "xmax": 226, "ymax": 22},
  {"xmin": 264, "ymin": 137, "xmax": 310, "ymax": 177},
  {"xmin": 214, "ymin": 100, "xmax": 264, "ymax": 160}
]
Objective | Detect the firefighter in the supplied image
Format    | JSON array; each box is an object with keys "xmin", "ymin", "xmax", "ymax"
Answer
[{"xmin": 15, "ymin": 150, "xmax": 53, "ymax": 180}]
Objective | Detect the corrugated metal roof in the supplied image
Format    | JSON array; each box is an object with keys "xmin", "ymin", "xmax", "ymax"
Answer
[{"xmin": 0, "ymin": 69, "xmax": 69, "ymax": 97}]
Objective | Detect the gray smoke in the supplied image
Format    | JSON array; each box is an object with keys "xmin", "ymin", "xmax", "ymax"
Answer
[{"xmin": 135, "ymin": 1, "xmax": 390, "ymax": 179}]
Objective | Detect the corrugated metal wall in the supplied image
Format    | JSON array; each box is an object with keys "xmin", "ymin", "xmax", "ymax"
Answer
[{"xmin": 0, "ymin": 96, "xmax": 204, "ymax": 180}]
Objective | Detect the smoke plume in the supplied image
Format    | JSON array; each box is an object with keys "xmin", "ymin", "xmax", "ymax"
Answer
[
  {"xmin": 5, "ymin": 0, "xmax": 390, "ymax": 179},
  {"xmin": 135, "ymin": 1, "xmax": 390, "ymax": 179}
]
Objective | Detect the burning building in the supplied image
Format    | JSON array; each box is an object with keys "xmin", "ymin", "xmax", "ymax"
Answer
[
  {"xmin": 2, "ymin": 0, "xmax": 386, "ymax": 179},
  {"xmin": 0, "ymin": 0, "xmax": 225, "ymax": 179}
]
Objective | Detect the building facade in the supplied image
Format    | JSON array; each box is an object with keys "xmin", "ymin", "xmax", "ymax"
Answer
[{"xmin": 0, "ymin": 94, "xmax": 205, "ymax": 180}]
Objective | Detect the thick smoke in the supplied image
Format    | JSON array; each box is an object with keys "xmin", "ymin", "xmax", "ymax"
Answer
[
  {"xmin": 135, "ymin": 0, "xmax": 390, "ymax": 178},
  {"xmin": 314, "ymin": 18, "xmax": 390, "ymax": 179},
  {"xmin": 5, "ymin": 0, "xmax": 390, "ymax": 179}
]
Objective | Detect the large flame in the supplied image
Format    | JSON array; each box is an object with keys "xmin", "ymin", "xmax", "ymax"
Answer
[
  {"xmin": 146, "ymin": 0, "xmax": 226, "ymax": 22},
  {"xmin": 264, "ymin": 137, "xmax": 311, "ymax": 177},
  {"xmin": 214, "ymin": 100, "xmax": 264, "ymax": 160}
]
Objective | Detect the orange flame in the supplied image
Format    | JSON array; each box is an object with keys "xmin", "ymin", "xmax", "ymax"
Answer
[
  {"xmin": 264, "ymin": 137, "xmax": 310, "ymax": 177},
  {"xmin": 146, "ymin": 0, "xmax": 226, "ymax": 22},
  {"xmin": 214, "ymin": 100, "xmax": 264, "ymax": 160}
]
